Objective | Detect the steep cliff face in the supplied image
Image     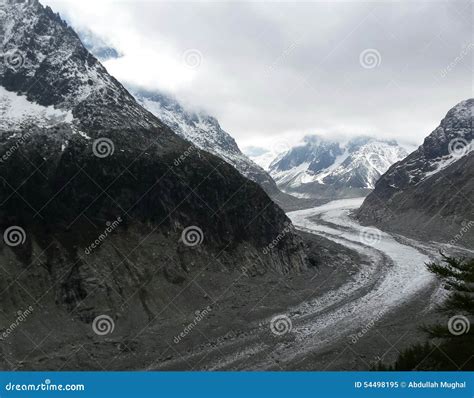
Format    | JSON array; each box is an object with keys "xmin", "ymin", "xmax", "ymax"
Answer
[
  {"xmin": 357, "ymin": 99, "xmax": 473, "ymax": 247},
  {"xmin": 0, "ymin": 0, "xmax": 308, "ymax": 369}
]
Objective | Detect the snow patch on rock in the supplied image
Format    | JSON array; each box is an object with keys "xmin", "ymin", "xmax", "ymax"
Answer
[{"xmin": 0, "ymin": 86, "xmax": 74, "ymax": 131}]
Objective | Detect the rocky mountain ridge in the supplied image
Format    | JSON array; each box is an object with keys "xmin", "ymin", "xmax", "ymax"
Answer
[
  {"xmin": 132, "ymin": 88, "xmax": 279, "ymax": 195},
  {"xmin": 0, "ymin": 0, "xmax": 308, "ymax": 369},
  {"xmin": 357, "ymin": 99, "xmax": 473, "ymax": 247}
]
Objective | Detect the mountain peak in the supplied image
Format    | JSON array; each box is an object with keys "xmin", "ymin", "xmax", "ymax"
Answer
[
  {"xmin": 358, "ymin": 98, "xmax": 473, "ymax": 246},
  {"xmin": 0, "ymin": 3, "xmax": 309, "ymax": 353},
  {"xmin": 268, "ymin": 136, "xmax": 407, "ymax": 199},
  {"xmin": 131, "ymin": 87, "xmax": 280, "ymax": 194},
  {"xmin": 0, "ymin": 0, "xmax": 161, "ymax": 132}
]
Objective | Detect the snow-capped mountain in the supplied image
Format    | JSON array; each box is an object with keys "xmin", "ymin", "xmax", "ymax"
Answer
[
  {"xmin": 0, "ymin": 0, "xmax": 160, "ymax": 132},
  {"xmin": 0, "ymin": 0, "xmax": 308, "ymax": 369},
  {"xmin": 0, "ymin": 0, "xmax": 306, "ymax": 268},
  {"xmin": 268, "ymin": 135, "xmax": 408, "ymax": 199},
  {"xmin": 131, "ymin": 88, "xmax": 279, "ymax": 194},
  {"xmin": 69, "ymin": 28, "xmax": 279, "ymax": 196},
  {"xmin": 358, "ymin": 99, "xmax": 473, "ymax": 247}
]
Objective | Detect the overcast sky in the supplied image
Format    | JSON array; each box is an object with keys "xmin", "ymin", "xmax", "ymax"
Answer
[{"xmin": 45, "ymin": 0, "xmax": 472, "ymax": 151}]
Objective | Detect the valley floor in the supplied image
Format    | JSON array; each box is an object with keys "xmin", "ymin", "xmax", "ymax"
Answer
[
  {"xmin": 10, "ymin": 199, "xmax": 469, "ymax": 371},
  {"xmin": 146, "ymin": 198, "xmax": 455, "ymax": 370}
]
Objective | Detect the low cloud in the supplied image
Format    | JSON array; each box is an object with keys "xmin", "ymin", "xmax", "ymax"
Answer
[{"xmin": 45, "ymin": 0, "xmax": 472, "ymax": 148}]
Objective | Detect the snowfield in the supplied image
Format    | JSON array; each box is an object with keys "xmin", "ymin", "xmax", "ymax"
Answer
[{"xmin": 0, "ymin": 86, "xmax": 74, "ymax": 131}]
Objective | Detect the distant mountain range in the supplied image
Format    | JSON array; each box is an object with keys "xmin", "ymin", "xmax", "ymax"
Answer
[
  {"xmin": 263, "ymin": 136, "xmax": 408, "ymax": 199},
  {"xmin": 358, "ymin": 99, "xmax": 473, "ymax": 247}
]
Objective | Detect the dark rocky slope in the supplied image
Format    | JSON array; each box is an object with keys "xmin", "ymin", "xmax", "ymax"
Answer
[
  {"xmin": 0, "ymin": 0, "xmax": 308, "ymax": 369},
  {"xmin": 357, "ymin": 99, "xmax": 473, "ymax": 248}
]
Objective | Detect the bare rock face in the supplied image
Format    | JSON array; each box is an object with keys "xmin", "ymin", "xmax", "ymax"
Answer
[
  {"xmin": 0, "ymin": 0, "xmax": 308, "ymax": 369},
  {"xmin": 357, "ymin": 99, "xmax": 474, "ymax": 247}
]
